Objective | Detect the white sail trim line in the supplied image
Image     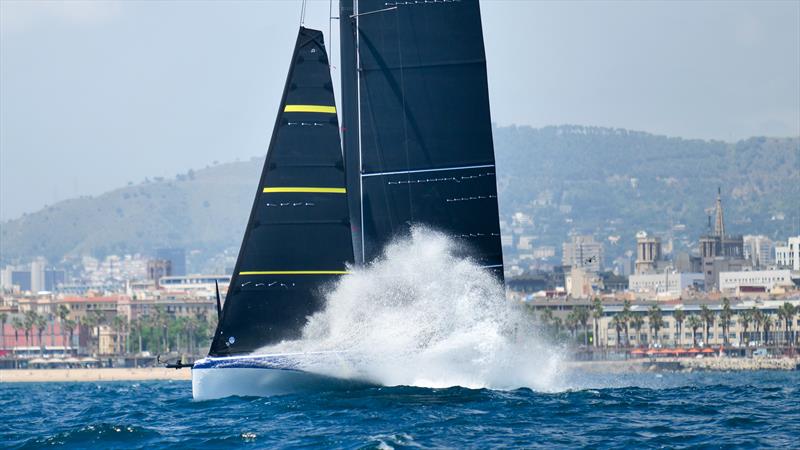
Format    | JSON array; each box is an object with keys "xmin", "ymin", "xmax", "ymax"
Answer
[{"xmin": 361, "ymin": 163, "xmax": 496, "ymax": 178}]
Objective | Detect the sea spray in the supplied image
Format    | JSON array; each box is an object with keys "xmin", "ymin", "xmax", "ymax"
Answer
[{"xmin": 263, "ymin": 227, "xmax": 564, "ymax": 391}]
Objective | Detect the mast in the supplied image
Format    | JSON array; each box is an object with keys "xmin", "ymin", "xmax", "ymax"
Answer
[{"xmin": 340, "ymin": 0, "xmax": 363, "ymax": 265}]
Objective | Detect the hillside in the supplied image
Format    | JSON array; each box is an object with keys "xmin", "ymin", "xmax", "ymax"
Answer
[{"xmin": 1, "ymin": 125, "xmax": 798, "ymax": 267}]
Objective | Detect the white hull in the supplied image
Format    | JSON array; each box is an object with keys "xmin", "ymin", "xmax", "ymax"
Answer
[{"xmin": 191, "ymin": 352, "xmax": 362, "ymax": 400}]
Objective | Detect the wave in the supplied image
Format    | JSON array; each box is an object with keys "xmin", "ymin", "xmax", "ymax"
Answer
[{"xmin": 262, "ymin": 227, "xmax": 564, "ymax": 391}]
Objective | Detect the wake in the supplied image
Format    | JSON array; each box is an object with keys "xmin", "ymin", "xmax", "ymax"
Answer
[{"xmin": 261, "ymin": 227, "xmax": 564, "ymax": 392}]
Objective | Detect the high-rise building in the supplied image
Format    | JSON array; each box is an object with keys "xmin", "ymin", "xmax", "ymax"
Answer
[
  {"xmin": 30, "ymin": 258, "xmax": 46, "ymax": 293},
  {"xmin": 743, "ymin": 235, "xmax": 775, "ymax": 268},
  {"xmin": 0, "ymin": 266, "xmax": 12, "ymax": 290},
  {"xmin": 44, "ymin": 269, "xmax": 66, "ymax": 291},
  {"xmin": 775, "ymin": 236, "xmax": 800, "ymax": 270},
  {"xmin": 562, "ymin": 235, "xmax": 603, "ymax": 272},
  {"xmin": 11, "ymin": 271, "xmax": 31, "ymax": 292},
  {"xmin": 156, "ymin": 248, "xmax": 186, "ymax": 276}
]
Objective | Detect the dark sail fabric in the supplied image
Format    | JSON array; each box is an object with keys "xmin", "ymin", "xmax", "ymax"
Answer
[
  {"xmin": 209, "ymin": 27, "xmax": 353, "ymax": 356},
  {"xmin": 353, "ymin": 0, "xmax": 504, "ymax": 277}
]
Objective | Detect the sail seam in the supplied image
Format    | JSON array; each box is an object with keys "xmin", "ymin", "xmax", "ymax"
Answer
[{"xmin": 362, "ymin": 164, "xmax": 495, "ymax": 177}]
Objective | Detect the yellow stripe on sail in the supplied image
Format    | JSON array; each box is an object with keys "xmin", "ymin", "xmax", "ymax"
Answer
[
  {"xmin": 283, "ymin": 105, "xmax": 337, "ymax": 113},
  {"xmin": 262, "ymin": 187, "xmax": 346, "ymax": 194},
  {"xmin": 239, "ymin": 271, "xmax": 350, "ymax": 275}
]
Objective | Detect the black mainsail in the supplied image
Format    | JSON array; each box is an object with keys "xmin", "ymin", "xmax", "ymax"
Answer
[
  {"xmin": 342, "ymin": 0, "xmax": 504, "ymax": 278},
  {"xmin": 209, "ymin": 27, "xmax": 353, "ymax": 356}
]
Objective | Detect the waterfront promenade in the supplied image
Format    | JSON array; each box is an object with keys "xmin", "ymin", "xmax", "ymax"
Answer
[{"xmin": 0, "ymin": 367, "xmax": 190, "ymax": 383}]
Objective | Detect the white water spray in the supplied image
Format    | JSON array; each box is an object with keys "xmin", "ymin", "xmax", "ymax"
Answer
[{"xmin": 263, "ymin": 227, "xmax": 564, "ymax": 391}]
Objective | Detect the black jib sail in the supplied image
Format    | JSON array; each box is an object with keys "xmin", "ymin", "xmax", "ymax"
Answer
[
  {"xmin": 209, "ymin": 27, "xmax": 353, "ymax": 357},
  {"xmin": 343, "ymin": 0, "xmax": 504, "ymax": 278}
]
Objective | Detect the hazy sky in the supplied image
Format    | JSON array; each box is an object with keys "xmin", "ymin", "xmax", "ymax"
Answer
[{"xmin": 1, "ymin": 0, "xmax": 798, "ymax": 221}]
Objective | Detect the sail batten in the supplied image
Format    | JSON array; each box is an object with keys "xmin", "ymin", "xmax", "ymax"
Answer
[{"xmin": 208, "ymin": 27, "xmax": 353, "ymax": 357}]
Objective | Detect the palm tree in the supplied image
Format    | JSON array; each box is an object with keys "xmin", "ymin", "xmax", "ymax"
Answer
[
  {"xmin": 687, "ymin": 315, "xmax": 702, "ymax": 348},
  {"xmin": 576, "ymin": 306, "xmax": 590, "ymax": 346},
  {"xmin": 612, "ymin": 315, "xmax": 624, "ymax": 348},
  {"xmin": 591, "ymin": 298, "xmax": 603, "ymax": 348},
  {"xmin": 622, "ymin": 300, "xmax": 632, "ymax": 347},
  {"xmin": 763, "ymin": 315, "xmax": 773, "ymax": 346},
  {"xmin": 565, "ymin": 310, "xmax": 579, "ymax": 342},
  {"xmin": 739, "ymin": 310, "xmax": 752, "ymax": 346},
  {"xmin": 112, "ymin": 315, "xmax": 127, "ymax": 355},
  {"xmin": 700, "ymin": 305, "xmax": 714, "ymax": 346},
  {"xmin": 648, "ymin": 305, "xmax": 664, "ymax": 346},
  {"xmin": 63, "ymin": 319, "xmax": 76, "ymax": 354},
  {"xmin": 751, "ymin": 307, "xmax": 763, "ymax": 345},
  {"xmin": 35, "ymin": 314, "xmax": 47, "ymax": 356},
  {"xmin": 552, "ymin": 317, "xmax": 563, "ymax": 338},
  {"xmin": 56, "ymin": 305, "xmax": 70, "ymax": 355},
  {"xmin": 778, "ymin": 303, "xmax": 796, "ymax": 348},
  {"xmin": 23, "ymin": 310, "xmax": 37, "ymax": 348},
  {"xmin": 11, "ymin": 317, "xmax": 24, "ymax": 348},
  {"xmin": 673, "ymin": 308, "xmax": 686, "ymax": 347},
  {"xmin": 0, "ymin": 312, "xmax": 7, "ymax": 351},
  {"xmin": 539, "ymin": 307, "xmax": 554, "ymax": 334},
  {"xmin": 720, "ymin": 298, "xmax": 732, "ymax": 348},
  {"xmin": 632, "ymin": 315, "xmax": 644, "ymax": 348}
]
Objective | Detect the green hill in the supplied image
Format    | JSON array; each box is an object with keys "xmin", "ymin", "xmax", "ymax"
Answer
[{"xmin": 1, "ymin": 125, "xmax": 798, "ymax": 267}]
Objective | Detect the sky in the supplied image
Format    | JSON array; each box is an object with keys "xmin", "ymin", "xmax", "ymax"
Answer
[{"xmin": 1, "ymin": 0, "xmax": 798, "ymax": 221}]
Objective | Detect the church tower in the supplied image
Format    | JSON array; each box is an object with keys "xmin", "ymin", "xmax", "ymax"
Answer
[{"xmin": 713, "ymin": 187, "xmax": 725, "ymax": 238}]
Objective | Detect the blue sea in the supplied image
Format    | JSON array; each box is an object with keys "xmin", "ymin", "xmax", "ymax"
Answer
[{"xmin": 3, "ymin": 371, "xmax": 799, "ymax": 449}]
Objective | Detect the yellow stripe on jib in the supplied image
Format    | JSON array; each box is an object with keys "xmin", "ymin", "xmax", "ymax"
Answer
[
  {"xmin": 283, "ymin": 105, "xmax": 337, "ymax": 113},
  {"xmin": 262, "ymin": 187, "xmax": 346, "ymax": 194},
  {"xmin": 239, "ymin": 271, "xmax": 350, "ymax": 275}
]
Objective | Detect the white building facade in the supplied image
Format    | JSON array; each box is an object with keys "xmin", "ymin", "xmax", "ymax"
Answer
[
  {"xmin": 775, "ymin": 236, "xmax": 800, "ymax": 270},
  {"xmin": 628, "ymin": 272, "xmax": 704, "ymax": 295},
  {"xmin": 718, "ymin": 269, "xmax": 794, "ymax": 293}
]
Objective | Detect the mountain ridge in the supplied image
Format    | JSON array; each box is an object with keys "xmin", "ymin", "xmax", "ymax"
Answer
[{"xmin": 2, "ymin": 125, "xmax": 798, "ymax": 267}]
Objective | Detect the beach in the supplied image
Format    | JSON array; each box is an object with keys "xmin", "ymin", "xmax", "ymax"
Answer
[
  {"xmin": 2, "ymin": 356, "xmax": 797, "ymax": 383},
  {"xmin": 0, "ymin": 368, "xmax": 191, "ymax": 383}
]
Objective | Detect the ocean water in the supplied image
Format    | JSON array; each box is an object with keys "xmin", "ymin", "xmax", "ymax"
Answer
[{"xmin": 3, "ymin": 371, "xmax": 799, "ymax": 449}]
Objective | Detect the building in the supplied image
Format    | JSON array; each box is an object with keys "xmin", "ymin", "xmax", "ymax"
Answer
[
  {"xmin": 147, "ymin": 259, "xmax": 172, "ymax": 282},
  {"xmin": 565, "ymin": 267, "xmax": 602, "ymax": 298},
  {"xmin": 743, "ymin": 235, "xmax": 775, "ymax": 268},
  {"xmin": 628, "ymin": 272, "xmax": 704, "ymax": 296},
  {"xmin": 634, "ymin": 231, "xmax": 663, "ymax": 274},
  {"xmin": 718, "ymin": 269, "xmax": 795, "ymax": 294},
  {"xmin": 698, "ymin": 189, "xmax": 749, "ymax": 290},
  {"xmin": 44, "ymin": 269, "xmax": 66, "ymax": 291},
  {"xmin": 30, "ymin": 258, "xmax": 46, "ymax": 293},
  {"xmin": 562, "ymin": 235, "xmax": 603, "ymax": 272},
  {"xmin": 157, "ymin": 275, "xmax": 231, "ymax": 292},
  {"xmin": 156, "ymin": 248, "xmax": 186, "ymax": 276},
  {"xmin": 526, "ymin": 298, "xmax": 800, "ymax": 348},
  {"xmin": 775, "ymin": 236, "xmax": 800, "ymax": 270},
  {"xmin": 11, "ymin": 271, "xmax": 31, "ymax": 292}
]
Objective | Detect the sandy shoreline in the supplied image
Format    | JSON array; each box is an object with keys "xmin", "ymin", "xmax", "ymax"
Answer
[
  {"xmin": 0, "ymin": 368, "xmax": 191, "ymax": 383},
  {"xmin": 2, "ymin": 357, "xmax": 797, "ymax": 383}
]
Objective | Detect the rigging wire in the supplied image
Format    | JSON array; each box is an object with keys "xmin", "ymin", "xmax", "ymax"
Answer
[
  {"xmin": 299, "ymin": 0, "xmax": 307, "ymax": 26},
  {"xmin": 328, "ymin": 0, "xmax": 334, "ymax": 69}
]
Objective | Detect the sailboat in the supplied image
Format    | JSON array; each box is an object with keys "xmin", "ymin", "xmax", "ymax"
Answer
[{"xmin": 192, "ymin": 0, "xmax": 504, "ymax": 400}]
